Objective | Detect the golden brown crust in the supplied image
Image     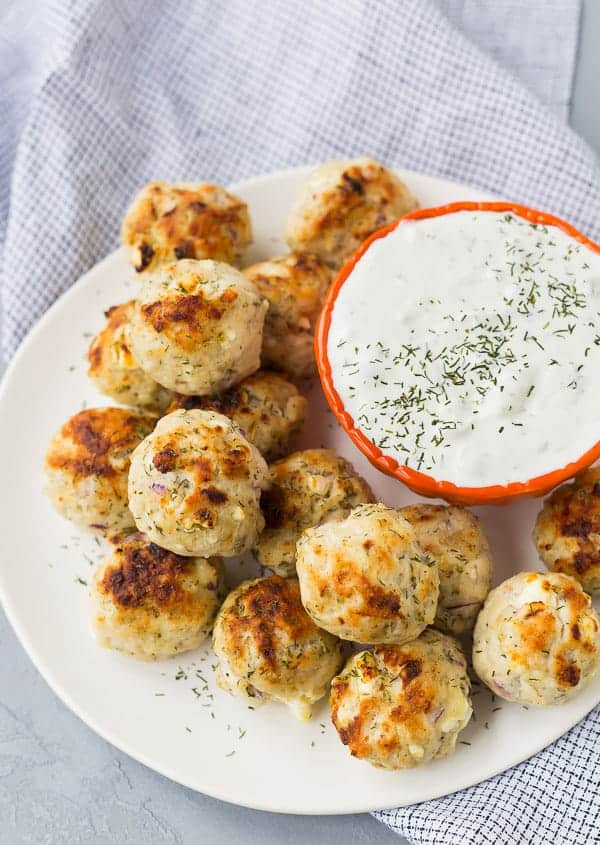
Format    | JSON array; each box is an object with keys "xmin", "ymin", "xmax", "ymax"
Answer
[
  {"xmin": 44, "ymin": 408, "xmax": 157, "ymax": 535},
  {"xmin": 316, "ymin": 165, "xmax": 392, "ymax": 232},
  {"xmin": 311, "ymin": 547, "xmax": 409, "ymax": 621},
  {"xmin": 121, "ymin": 181, "xmax": 252, "ymax": 271},
  {"xmin": 152, "ymin": 444, "xmax": 177, "ymax": 473},
  {"xmin": 46, "ymin": 408, "xmax": 155, "ymax": 479},
  {"xmin": 534, "ymin": 467, "xmax": 600, "ymax": 593},
  {"xmin": 148, "ymin": 423, "xmax": 253, "ymax": 495},
  {"xmin": 185, "ymin": 477, "xmax": 229, "ymax": 526},
  {"xmin": 513, "ymin": 576, "xmax": 592, "ymax": 675},
  {"xmin": 101, "ymin": 539, "xmax": 194, "ymax": 609},
  {"xmin": 514, "ymin": 608, "xmax": 557, "ymax": 654},
  {"xmin": 88, "ymin": 341, "xmax": 103, "ymax": 372},
  {"xmin": 222, "ymin": 576, "xmax": 315, "ymax": 670},
  {"xmin": 140, "ymin": 287, "xmax": 237, "ymax": 347},
  {"xmin": 355, "ymin": 576, "xmax": 403, "ymax": 618}
]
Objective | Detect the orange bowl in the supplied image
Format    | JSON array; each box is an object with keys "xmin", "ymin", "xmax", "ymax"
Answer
[{"xmin": 315, "ymin": 201, "xmax": 600, "ymax": 506}]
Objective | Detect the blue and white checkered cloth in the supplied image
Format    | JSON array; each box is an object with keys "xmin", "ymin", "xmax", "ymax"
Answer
[{"xmin": 1, "ymin": 1, "xmax": 599, "ymax": 843}]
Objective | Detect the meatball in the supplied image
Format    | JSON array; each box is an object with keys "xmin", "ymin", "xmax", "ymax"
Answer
[
  {"xmin": 330, "ymin": 629, "xmax": 472, "ymax": 770},
  {"xmin": 129, "ymin": 259, "xmax": 268, "ymax": 395},
  {"xmin": 90, "ymin": 533, "xmax": 224, "ymax": 660},
  {"xmin": 284, "ymin": 158, "xmax": 418, "ymax": 269},
  {"xmin": 400, "ymin": 504, "xmax": 493, "ymax": 635},
  {"xmin": 165, "ymin": 370, "xmax": 307, "ymax": 461},
  {"xmin": 243, "ymin": 252, "xmax": 331, "ymax": 379},
  {"xmin": 87, "ymin": 301, "xmax": 173, "ymax": 412},
  {"xmin": 128, "ymin": 409, "xmax": 268, "ymax": 557},
  {"xmin": 44, "ymin": 407, "xmax": 156, "ymax": 535},
  {"xmin": 121, "ymin": 181, "xmax": 252, "ymax": 272},
  {"xmin": 473, "ymin": 571, "xmax": 600, "ymax": 706},
  {"xmin": 296, "ymin": 503, "xmax": 440, "ymax": 643},
  {"xmin": 534, "ymin": 467, "xmax": 600, "ymax": 594},
  {"xmin": 212, "ymin": 575, "xmax": 344, "ymax": 720},
  {"xmin": 256, "ymin": 449, "xmax": 374, "ymax": 577}
]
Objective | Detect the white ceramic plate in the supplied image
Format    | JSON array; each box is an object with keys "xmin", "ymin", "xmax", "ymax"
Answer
[{"xmin": 0, "ymin": 166, "xmax": 598, "ymax": 815}]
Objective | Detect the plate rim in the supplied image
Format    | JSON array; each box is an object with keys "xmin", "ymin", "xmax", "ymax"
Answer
[{"xmin": 0, "ymin": 164, "xmax": 597, "ymax": 815}]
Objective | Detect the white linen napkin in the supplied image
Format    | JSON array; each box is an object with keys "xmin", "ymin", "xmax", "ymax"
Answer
[{"xmin": 0, "ymin": 1, "xmax": 598, "ymax": 843}]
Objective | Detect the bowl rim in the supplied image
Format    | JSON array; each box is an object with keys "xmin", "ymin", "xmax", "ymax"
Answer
[{"xmin": 314, "ymin": 200, "xmax": 600, "ymax": 505}]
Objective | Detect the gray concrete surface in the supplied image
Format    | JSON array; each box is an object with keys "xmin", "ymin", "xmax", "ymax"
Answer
[{"xmin": 1, "ymin": 3, "xmax": 599, "ymax": 843}]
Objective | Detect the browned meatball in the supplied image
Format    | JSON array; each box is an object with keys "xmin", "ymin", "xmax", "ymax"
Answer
[
  {"xmin": 91, "ymin": 532, "xmax": 224, "ymax": 660},
  {"xmin": 121, "ymin": 181, "xmax": 252, "ymax": 272},
  {"xmin": 534, "ymin": 467, "xmax": 600, "ymax": 594},
  {"xmin": 284, "ymin": 158, "xmax": 417, "ymax": 269},
  {"xmin": 473, "ymin": 571, "xmax": 600, "ymax": 706},
  {"xmin": 400, "ymin": 504, "xmax": 493, "ymax": 634},
  {"xmin": 213, "ymin": 575, "xmax": 343, "ymax": 719},
  {"xmin": 129, "ymin": 260, "xmax": 267, "ymax": 395},
  {"xmin": 330, "ymin": 630, "xmax": 472, "ymax": 769},
  {"xmin": 165, "ymin": 370, "xmax": 307, "ymax": 460},
  {"xmin": 243, "ymin": 252, "xmax": 331, "ymax": 378},
  {"xmin": 128, "ymin": 409, "xmax": 268, "ymax": 557},
  {"xmin": 256, "ymin": 449, "xmax": 375, "ymax": 577},
  {"xmin": 296, "ymin": 504, "xmax": 439, "ymax": 644},
  {"xmin": 87, "ymin": 301, "xmax": 173, "ymax": 411},
  {"xmin": 44, "ymin": 407, "xmax": 156, "ymax": 535}
]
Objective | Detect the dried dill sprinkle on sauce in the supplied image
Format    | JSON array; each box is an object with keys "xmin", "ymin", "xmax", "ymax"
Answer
[{"xmin": 328, "ymin": 210, "xmax": 600, "ymax": 486}]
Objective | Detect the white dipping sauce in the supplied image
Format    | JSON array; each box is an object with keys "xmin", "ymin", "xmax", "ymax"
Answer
[{"xmin": 328, "ymin": 210, "xmax": 600, "ymax": 486}]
